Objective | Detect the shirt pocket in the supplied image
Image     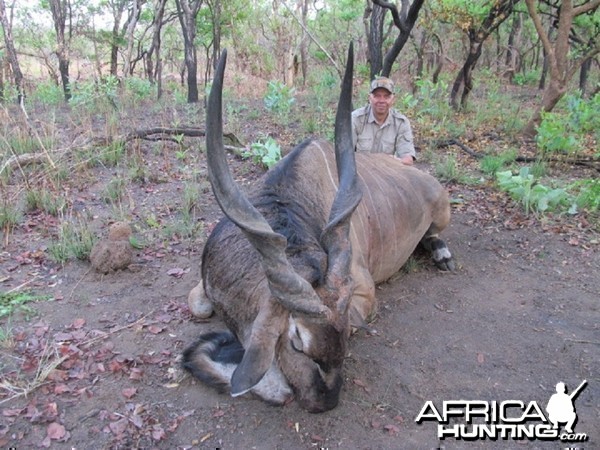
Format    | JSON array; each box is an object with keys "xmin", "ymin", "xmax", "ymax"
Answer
[
  {"xmin": 356, "ymin": 135, "xmax": 374, "ymax": 152},
  {"xmin": 380, "ymin": 135, "xmax": 396, "ymax": 155}
]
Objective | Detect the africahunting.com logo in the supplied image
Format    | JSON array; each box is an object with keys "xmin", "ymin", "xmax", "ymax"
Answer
[{"xmin": 415, "ymin": 380, "xmax": 589, "ymax": 443}]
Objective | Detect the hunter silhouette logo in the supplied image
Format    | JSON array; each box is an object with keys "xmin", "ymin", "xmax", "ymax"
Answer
[
  {"xmin": 415, "ymin": 380, "xmax": 589, "ymax": 442},
  {"xmin": 546, "ymin": 380, "xmax": 587, "ymax": 434}
]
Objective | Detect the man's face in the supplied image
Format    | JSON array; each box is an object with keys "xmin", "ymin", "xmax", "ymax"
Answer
[{"xmin": 369, "ymin": 88, "xmax": 395, "ymax": 116}]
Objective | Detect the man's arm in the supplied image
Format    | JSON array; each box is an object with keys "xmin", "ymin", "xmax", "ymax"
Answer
[{"xmin": 393, "ymin": 113, "xmax": 416, "ymax": 165}]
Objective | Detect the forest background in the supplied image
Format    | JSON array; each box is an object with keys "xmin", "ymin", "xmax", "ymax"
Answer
[{"xmin": 0, "ymin": 0, "xmax": 598, "ymax": 274}]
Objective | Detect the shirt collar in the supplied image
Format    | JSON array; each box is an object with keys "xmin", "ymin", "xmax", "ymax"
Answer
[{"xmin": 367, "ymin": 107, "xmax": 392, "ymax": 127}]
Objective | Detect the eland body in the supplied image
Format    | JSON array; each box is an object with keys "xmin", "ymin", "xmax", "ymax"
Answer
[{"xmin": 183, "ymin": 45, "xmax": 453, "ymax": 413}]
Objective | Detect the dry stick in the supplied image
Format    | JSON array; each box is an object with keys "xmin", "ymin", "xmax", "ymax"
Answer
[
  {"xmin": 67, "ymin": 267, "xmax": 92, "ymax": 301},
  {"xmin": 564, "ymin": 338, "xmax": 600, "ymax": 345},
  {"xmin": 78, "ymin": 311, "xmax": 156, "ymax": 348},
  {"xmin": 5, "ymin": 276, "xmax": 39, "ymax": 294},
  {"xmin": 437, "ymin": 138, "xmax": 600, "ymax": 171},
  {"xmin": 121, "ymin": 128, "xmax": 247, "ymax": 157}
]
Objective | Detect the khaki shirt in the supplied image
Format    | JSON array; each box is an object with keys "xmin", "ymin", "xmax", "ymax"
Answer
[{"xmin": 351, "ymin": 105, "xmax": 416, "ymax": 159}]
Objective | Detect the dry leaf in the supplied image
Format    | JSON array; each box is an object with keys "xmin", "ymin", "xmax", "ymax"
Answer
[
  {"xmin": 71, "ymin": 318, "xmax": 86, "ymax": 329},
  {"xmin": 122, "ymin": 387, "xmax": 137, "ymax": 399},
  {"xmin": 47, "ymin": 422, "xmax": 66, "ymax": 440}
]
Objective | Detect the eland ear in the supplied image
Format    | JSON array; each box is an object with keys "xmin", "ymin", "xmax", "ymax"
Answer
[
  {"xmin": 230, "ymin": 341, "xmax": 274, "ymax": 396},
  {"xmin": 230, "ymin": 300, "xmax": 285, "ymax": 396}
]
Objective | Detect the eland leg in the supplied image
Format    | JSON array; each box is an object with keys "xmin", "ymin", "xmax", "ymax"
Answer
[
  {"xmin": 188, "ymin": 279, "xmax": 214, "ymax": 318},
  {"xmin": 420, "ymin": 204, "xmax": 454, "ymax": 271}
]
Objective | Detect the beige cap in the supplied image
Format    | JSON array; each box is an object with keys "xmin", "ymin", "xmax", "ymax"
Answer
[{"xmin": 370, "ymin": 77, "xmax": 395, "ymax": 94}]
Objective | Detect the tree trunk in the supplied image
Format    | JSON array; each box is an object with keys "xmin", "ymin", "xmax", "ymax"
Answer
[
  {"xmin": 175, "ymin": 0, "xmax": 203, "ymax": 103},
  {"xmin": 0, "ymin": 0, "xmax": 25, "ymax": 103},
  {"xmin": 147, "ymin": 0, "xmax": 167, "ymax": 98},
  {"xmin": 299, "ymin": 0, "xmax": 308, "ymax": 86},
  {"xmin": 505, "ymin": 13, "xmax": 522, "ymax": 83},
  {"xmin": 431, "ymin": 33, "xmax": 444, "ymax": 84},
  {"xmin": 109, "ymin": 1, "xmax": 126, "ymax": 76},
  {"xmin": 379, "ymin": 0, "xmax": 426, "ymax": 77},
  {"xmin": 578, "ymin": 57, "xmax": 592, "ymax": 96},
  {"xmin": 523, "ymin": 0, "xmax": 600, "ymax": 138},
  {"xmin": 48, "ymin": 0, "xmax": 71, "ymax": 101},
  {"xmin": 449, "ymin": 0, "xmax": 519, "ymax": 110},
  {"xmin": 0, "ymin": 53, "xmax": 4, "ymax": 100},
  {"xmin": 450, "ymin": 38, "xmax": 483, "ymax": 110},
  {"xmin": 123, "ymin": 0, "xmax": 142, "ymax": 77},
  {"xmin": 414, "ymin": 31, "xmax": 426, "ymax": 81},
  {"xmin": 208, "ymin": 0, "xmax": 221, "ymax": 81},
  {"xmin": 367, "ymin": 3, "xmax": 386, "ymax": 79}
]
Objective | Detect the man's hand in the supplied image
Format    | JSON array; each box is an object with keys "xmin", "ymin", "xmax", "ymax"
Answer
[{"xmin": 393, "ymin": 154, "xmax": 414, "ymax": 166}]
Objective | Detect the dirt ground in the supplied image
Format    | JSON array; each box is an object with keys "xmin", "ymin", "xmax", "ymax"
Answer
[{"xmin": 1, "ymin": 102, "xmax": 599, "ymax": 449}]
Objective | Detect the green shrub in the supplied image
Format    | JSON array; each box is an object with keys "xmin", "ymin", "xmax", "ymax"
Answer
[
  {"xmin": 243, "ymin": 137, "xmax": 282, "ymax": 169},
  {"xmin": 264, "ymin": 81, "xmax": 295, "ymax": 117},
  {"xmin": 30, "ymin": 80, "xmax": 64, "ymax": 106},
  {"xmin": 536, "ymin": 111, "xmax": 581, "ymax": 155},
  {"xmin": 496, "ymin": 167, "xmax": 572, "ymax": 215},
  {"xmin": 124, "ymin": 77, "xmax": 155, "ymax": 100},
  {"xmin": 513, "ymin": 70, "xmax": 539, "ymax": 86},
  {"xmin": 479, "ymin": 149, "xmax": 517, "ymax": 175},
  {"xmin": 70, "ymin": 76, "xmax": 119, "ymax": 111},
  {"xmin": 570, "ymin": 178, "xmax": 600, "ymax": 213},
  {"xmin": 536, "ymin": 92, "xmax": 599, "ymax": 156}
]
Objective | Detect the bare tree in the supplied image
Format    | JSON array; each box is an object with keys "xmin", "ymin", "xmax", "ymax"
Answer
[
  {"xmin": 145, "ymin": 0, "xmax": 169, "ymax": 98},
  {"xmin": 48, "ymin": 0, "xmax": 72, "ymax": 101},
  {"xmin": 122, "ymin": 0, "xmax": 145, "ymax": 77},
  {"xmin": 108, "ymin": 0, "xmax": 127, "ymax": 76},
  {"xmin": 449, "ymin": 0, "xmax": 520, "ymax": 110},
  {"xmin": 175, "ymin": 0, "xmax": 203, "ymax": 103},
  {"xmin": 207, "ymin": 0, "xmax": 221, "ymax": 77},
  {"xmin": 523, "ymin": 0, "xmax": 600, "ymax": 137},
  {"xmin": 365, "ymin": 0, "xmax": 426, "ymax": 79},
  {"xmin": 505, "ymin": 12, "xmax": 523, "ymax": 83},
  {"xmin": 0, "ymin": 0, "xmax": 25, "ymax": 102}
]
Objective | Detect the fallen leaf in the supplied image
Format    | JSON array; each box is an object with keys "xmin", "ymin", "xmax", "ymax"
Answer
[
  {"xmin": 54, "ymin": 332, "xmax": 74, "ymax": 341},
  {"xmin": 53, "ymin": 384, "xmax": 71, "ymax": 395},
  {"xmin": 70, "ymin": 318, "xmax": 86, "ymax": 329},
  {"xmin": 129, "ymin": 368, "xmax": 144, "ymax": 380},
  {"xmin": 384, "ymin": 424, "xmax": 400, "ymax": 435},
  {"xmin": 167, "ymin": 267, "xmax": 188, "ymax": 278},
  {"xmin": 2, "ymin": 408, "xmax": 24, "ymax": 417},
  {"xmin": 147, "ymin": 325, "xmax": 164, "ymax": 334},
  {"xmin": 130, "ymin": 413, "xmax": 144, "ymax": 428},
  {"xmin": 47, "ymin": 422, "xmax": 66, "ymax": 440},
  {"xmin": 122, "ymin": 387, "xmax": 137, "ymax": 399},
  {"xmin": 109, "ymin": 418, "xmax": 128, "ymax": 436},
  {"xmin": 152, "ymin": 425, "xmax": 166, "ymax": 440}
]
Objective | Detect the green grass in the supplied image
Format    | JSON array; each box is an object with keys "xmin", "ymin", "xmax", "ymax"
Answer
[
  {"xmin": 0, "ymin": 290, "xmax": 52, "ymax": 319},
  {"xmin": 47, "ymin": 220, "xmax": 97, "ymax": 263}
]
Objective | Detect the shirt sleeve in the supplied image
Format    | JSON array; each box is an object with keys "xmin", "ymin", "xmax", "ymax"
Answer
[
  {"xmin": 394, "ymin": 116, "xmax": 416, "ymax": 160},
  {"xmin": 351, "ymin": 114, "xmax": 359, "ymax": 151}
]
